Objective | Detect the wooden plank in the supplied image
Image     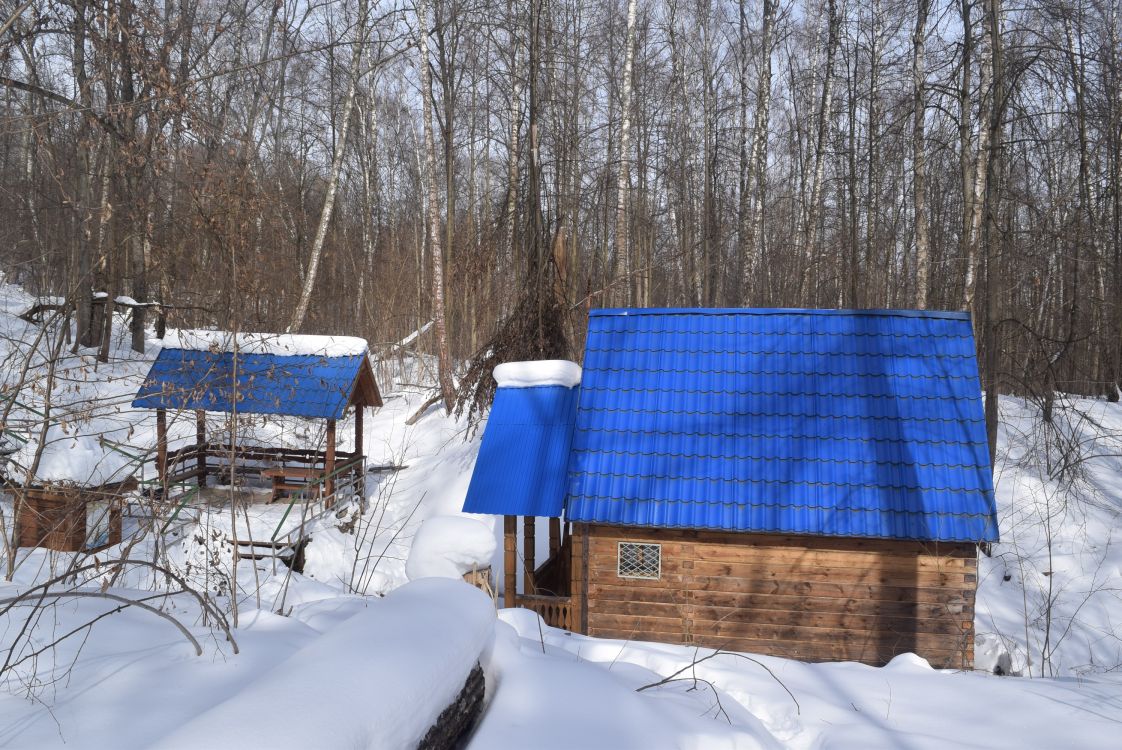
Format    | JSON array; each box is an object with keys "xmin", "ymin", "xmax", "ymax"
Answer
[
  {"xmin": 586, "ymin": 569, "xmax": 688, "ymax": 589},
  {"xmin": 681, "ymin": 576, "xmax": 974, "ymax": 604},
  {"xmin": 683, "ymin": 544, "xmax": 977, "ymax": 570},
  {"xmin": 625, "ymin": 588, "xmax": 973, "ymax": 618},
  {"xmin": 590, "ymin": 599, "xmax": 686, "ymax": 620},
  {"xmin": 589, "ymin": 525, "xmax": 976, "ymax": 558},
  {"xmin": 587, "ymin": 583, "xmax": 690, "ymax": 606},
  {"xmin": 587, "ymin": 543, "xmax": 976, "ymax": 582},
  {"xmin": 587, "ymin": 612, "xmax": 685, "ymax": 637},
  {"xmin": 687, "ymin": 605, "xmax": 970, "ymax": 636},
  {"xmin": 683, "ymin": 560, "xmax": 975, "ymax": 587},
  {"xmin": 691, "ymin": 618, "xmax": 972, "ymax": 647},
  {"xmin": 589, "ymin": 553, "xmax": 974, "ymax": 589}
]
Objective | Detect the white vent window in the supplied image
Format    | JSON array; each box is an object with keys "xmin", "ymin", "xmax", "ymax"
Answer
[{"xmin": 618, "ymin": 542, "xmax": 661, "ymax": 580}]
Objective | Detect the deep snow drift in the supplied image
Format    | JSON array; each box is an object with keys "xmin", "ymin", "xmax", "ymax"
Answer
[{"xmin": 2, "ymin": 282, "xmax": 1121, "ymax": 748}]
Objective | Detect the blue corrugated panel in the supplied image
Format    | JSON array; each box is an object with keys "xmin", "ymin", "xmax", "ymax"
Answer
[
  {"xmin": 132, "ymin": 348, "xmax": 365, "ymax": 419},
  {"xmin": 463, "ymin": 385, "xmax": 579, "ymax": 517},
  {"xmin": 565, "ymin": 308, "xmax": 999, "ymax": 543}
]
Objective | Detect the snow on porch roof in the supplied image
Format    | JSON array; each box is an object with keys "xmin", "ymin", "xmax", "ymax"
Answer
[
  {"xmin": 564, "ymin": 308, "xmax": 999, "ymax": 543},
  {"xmin": 132, "ymin": 332, "xmax": 382, "ymax": 419}
]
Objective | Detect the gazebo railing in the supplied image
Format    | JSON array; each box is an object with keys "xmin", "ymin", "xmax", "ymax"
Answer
[{"xmin": 161, "ymin": 442, "xmax": 365, "ymax": 506}]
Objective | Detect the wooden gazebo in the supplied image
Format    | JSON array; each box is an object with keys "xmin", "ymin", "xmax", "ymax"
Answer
[{"xmin": 132, "ymin": 331, "xmax": 382, "ymax": 506}]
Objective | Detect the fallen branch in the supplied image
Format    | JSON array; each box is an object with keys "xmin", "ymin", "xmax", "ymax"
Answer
[
  {"xmin": 636, "ymin": 648, "xmax": 800, "ymax": 715},
  {"xmin": 0, "ymin": 590, "xmax": 203, "ymax": 659}
]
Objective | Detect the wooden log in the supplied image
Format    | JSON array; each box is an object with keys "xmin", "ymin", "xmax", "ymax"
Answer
[
  {"xmin": 686, "ymin": 605, "xmax": 971, "ymax": 636},
  {"xmin": 588, "ymin": 612, "xmax": 686, "ymax": 637},
  {"xmin": 588, "ymin": 525, "xmax": 976, "ymax": 558},
  {"xmin": 416, "ymin": 663, "xmax": 485, "ymax": 750},
  {"xmin": 587, "ymin": 537, "xmax": 977, "ymax": 571}
]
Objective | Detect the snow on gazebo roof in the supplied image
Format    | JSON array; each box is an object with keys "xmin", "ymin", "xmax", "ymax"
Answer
[{"xmin": 132, "ymin": 329, "xmax": 381, "ymax": 420}]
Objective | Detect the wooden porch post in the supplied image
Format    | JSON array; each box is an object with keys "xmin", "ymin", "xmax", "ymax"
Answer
[
  {"xmin": 523, "ymin": 515, "xmax": 536, "ymax": 594},
  {"xmin": 195, "ymin": 410, "xmax": 207, "ymax": 486},
  {"xmin": 155, "ymin": 408, "xmax": 168, "ymax": 490},
  {"xmin": 504, "ymin": 515, "xmax": 517, "ymax": 607},
  {"xmin": 549, "ymin": 517, "xmax": 561, "ymax": 557},
  {"xmin": 325, "ymin": 419, "xmax": 337, "ymax": 503},
  {"xmin": 354, "ymin": 406, "xmax": 364, "ymax": 459}
]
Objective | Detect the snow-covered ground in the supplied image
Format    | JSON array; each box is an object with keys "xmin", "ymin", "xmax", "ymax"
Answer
[{"xmin": 1, "ymin": 281, "xmax": 1121, "ymax": 748}]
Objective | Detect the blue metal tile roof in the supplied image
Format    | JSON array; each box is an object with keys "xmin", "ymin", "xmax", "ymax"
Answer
[
  {"xmin": 462, "ymin": 385, "xmax": 580, "ymax": 517},
  {"xmin": 132, "ymin": 348, "xmax": 367, "ymax": 419},
  {"xmin": 564, "ymin": 308, "xmax": 999, "ymax": 543}
]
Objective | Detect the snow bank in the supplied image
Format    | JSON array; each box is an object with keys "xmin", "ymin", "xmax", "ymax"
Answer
[
  {"xmin": 485, "ymin": 610, "xmax": 1122, "ymax": 750},
  {"xmin": 163, "ymin": 328, "xmax": 369, "ymax": 357},
  {"xmin": 29, "ymin": 432, "xmax": 136, "ymax": 485},
  {"xmin": 475, "ymin": 615, "xmax": 779, "ymax": 750},
  {"xmin": 494, "ymin": 360, "xmax": 581, "ymax": 388},
  {"xmin": 152, "ymin": 579, "xmax": 495, "ymax": 750},
  {"xmin": 406, "ymin": 514, "xmax": 496, "ymax": 580}
]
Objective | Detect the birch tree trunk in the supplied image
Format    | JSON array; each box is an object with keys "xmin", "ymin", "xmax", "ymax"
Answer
[
  {"xmin": 741, "ymin": 0, "xmax": 776, "ymax": 302},
  {"xmin": 982, "ymin": 0, "xmax": 1005, "ymax": 461},
  {"xmin": 964, "ymin": 13, "xmax": 993, "ymax": 314},
  {"xmin": 800, "ymin": 0, "xmax": 840, "ymax": 300},
  {"xmin": 614, "ymin": 0, "xmax": 638, "ymax": 306},
  {"xmin": 417, "ymin": 0, "xmax": 457, "ymax": 411},
  {"xmin": 287, "ymin": 0, "xmax": 368, "ymax": 333},
  {"xmin": 913, "ymin": 0, "xmax": 931, "ymax": 308}
]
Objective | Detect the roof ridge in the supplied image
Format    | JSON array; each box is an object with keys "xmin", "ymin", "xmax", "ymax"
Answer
[{"xmin": 591, "ymin": 307, "xmax": 972, "ymax": 321}]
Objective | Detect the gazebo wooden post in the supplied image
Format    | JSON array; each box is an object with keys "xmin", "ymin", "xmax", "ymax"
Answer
[
  {"xmin": 523, "ymin": 516, "xmax": 536, "ymax": 594},
  {"xmin": 504, "ymin": 515, "xmax": 517, "ymax": 607},
  {"xmin": 155, "ymin": 409, "xmax": 168, "ymax": 492},
  {"xmin": 324, "ymin": 418, "xmax": 337, "ymax": 503},
  {"xmin": 354, "ymin": 406, "xmax": 363, "ymax": 459},
  {"xmin": 195, "ymin": 410, "xmax": 207, "ymax": 486}
]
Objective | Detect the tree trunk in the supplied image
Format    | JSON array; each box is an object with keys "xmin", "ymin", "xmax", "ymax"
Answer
[
  {"xmin": 417, "ymin": 0, "xmax": 457, "ymax": 412},
  {"xmin": 614, "ymin": 0, "xmax": 639, "ymax": 306},
  {"xmin": 801, "ymin": 0, "xmax": 840, "ymax": 300},
  {"xmin": 913, "ymin": 0, "xmax": 931, "ymax": 308},
  {"xmin": 982, "ymin": 0, "xmax": 1005, "ymax": 462},
  {"xmin": 288, "ymin": 0, "xmax": 368, "ymax": 333}
]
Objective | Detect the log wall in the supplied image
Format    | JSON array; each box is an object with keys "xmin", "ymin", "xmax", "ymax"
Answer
[
  {"xmin": 582, "ymin": 524, "xmax": 977, "ymax": 669},
  {"xmin": 15, "ymin": 484, "xmax": 125, "ymax": 552}
]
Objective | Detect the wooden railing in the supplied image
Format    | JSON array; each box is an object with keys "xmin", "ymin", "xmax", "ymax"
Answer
[
  {"xmin": 162, "ymin": 442, "xmax": 365, "ymax": 506},
  {"xmin": 516, "ymin": 594, "xmax": 574, "ymax": 631}
]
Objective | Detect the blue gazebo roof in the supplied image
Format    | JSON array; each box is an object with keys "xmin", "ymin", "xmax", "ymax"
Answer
[{"xmin": 133, "ymin": 344, "xmax": 381, "ymax": 420}]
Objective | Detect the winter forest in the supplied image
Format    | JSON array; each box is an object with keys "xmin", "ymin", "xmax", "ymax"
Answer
[
  {"xmin": 2, "ymin": 0, "xmax": 1122, "ymax": 747},
  {"xmin": 2, "ymin": 0, "xmax": 1120, "ymax": 417}
]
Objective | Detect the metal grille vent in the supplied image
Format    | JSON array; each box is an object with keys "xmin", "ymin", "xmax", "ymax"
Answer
[{"xmin": 617, "ymin": 542, "xmax": 661, "ymax": 579}]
